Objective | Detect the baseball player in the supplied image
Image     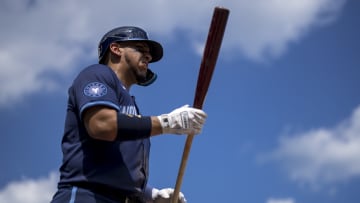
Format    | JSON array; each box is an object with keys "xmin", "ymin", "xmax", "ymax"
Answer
[{"xmin": 50, "ymin": 26, "xmax": 207, "ymax": 203}]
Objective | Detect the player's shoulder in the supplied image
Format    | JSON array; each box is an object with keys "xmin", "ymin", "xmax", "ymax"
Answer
[
  {"xmin": 71, "ymin": 63, "xmax": 121, "ymax": 93},
  {"xmin": 75, "ymin": 64, "xmax": 116, "ymax": 79},
  {"xmin": 81, "ymin": 63, "xmax": 110, "ymax": 74}
]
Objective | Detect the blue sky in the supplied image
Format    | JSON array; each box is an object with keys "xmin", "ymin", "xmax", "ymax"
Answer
[{"xmin": 1, "ymin": 0, "xmax": 359, "ymax": 202}]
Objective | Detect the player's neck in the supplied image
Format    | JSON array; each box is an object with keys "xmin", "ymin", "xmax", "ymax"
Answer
[{"xmin": 107, "ymin": 63, "xmax": 134, "ymax": 91}]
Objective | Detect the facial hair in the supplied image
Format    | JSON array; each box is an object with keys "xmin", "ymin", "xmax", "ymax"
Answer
[{"xmin": 125, "ymin": 54, "xmax": 147, "ymax": 83}]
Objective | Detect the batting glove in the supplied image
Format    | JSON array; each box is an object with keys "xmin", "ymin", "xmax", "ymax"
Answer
[
  {"xmin": 157, "ymin": 105, "xmax": 207, "ymax": 135},
  {"xmin": 151, "ymin": 188, "xmax": 187, "ymax": 203}
]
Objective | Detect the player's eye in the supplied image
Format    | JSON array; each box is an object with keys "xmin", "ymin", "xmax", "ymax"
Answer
[{"xmin": 134, "ymin": 46, "xmax": 148, "ymax": 53}]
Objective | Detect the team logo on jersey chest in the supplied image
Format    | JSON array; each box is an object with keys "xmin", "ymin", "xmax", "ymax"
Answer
[{"xmin": 84, "ymin": 82, "xmax": 107, "ymax": 97}]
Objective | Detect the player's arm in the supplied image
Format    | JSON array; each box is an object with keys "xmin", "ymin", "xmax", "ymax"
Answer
[
  {"xmin": 83, "ymin": 106, "xmax": 162, "ymax": 141},
  {"xmin": 83, "ymin": 105, "xmax": 207, "ymax": 141}
]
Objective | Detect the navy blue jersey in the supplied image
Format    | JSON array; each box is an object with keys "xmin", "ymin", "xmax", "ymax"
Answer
[{"xmin": 58, "ymin": 64, "xmax": 150, "ymax": 196}]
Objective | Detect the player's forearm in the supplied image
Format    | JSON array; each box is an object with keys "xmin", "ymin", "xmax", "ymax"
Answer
[{"xmin": 116, "ymin": 113, "xmax": 152, "ymax": 140}]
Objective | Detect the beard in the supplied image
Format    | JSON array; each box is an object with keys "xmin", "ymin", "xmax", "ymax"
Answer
[
  {"xmin": 125, "ymin": 56, "xmax": 148, "ymax": 83},
  {"xmin": 134, "ymin": 68, "xmax": 148, "ymax": 83}
]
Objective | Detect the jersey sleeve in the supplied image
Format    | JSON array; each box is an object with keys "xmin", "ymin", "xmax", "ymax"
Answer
[{"xmin": 71, "ymin": 64, "xmax": 120, "ymax": 117}]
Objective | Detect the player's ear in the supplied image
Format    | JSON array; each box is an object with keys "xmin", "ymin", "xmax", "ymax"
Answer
[{"xmin": 109, "ymin": 43, "xmax": 123, "ymax": 56}]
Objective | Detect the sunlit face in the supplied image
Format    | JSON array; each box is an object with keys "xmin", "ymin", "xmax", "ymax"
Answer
[{"xmin": 119, "ymin": 42, "xmax": 152, "ymax": 83}]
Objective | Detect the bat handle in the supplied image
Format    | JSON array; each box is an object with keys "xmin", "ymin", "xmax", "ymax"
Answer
[{"xmin": 171, "ymin": 133, "xmax": 195, "ymax": 203}]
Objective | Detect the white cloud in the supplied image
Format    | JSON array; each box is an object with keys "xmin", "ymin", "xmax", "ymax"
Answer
[
  {"xmin": 0, "ymin": 0, "xmax": 346, "ymax": 105},
  {"xmin": 265, "ymin": 105, "xmax": 360, "ymax": 188},
  {"xmin": 0, "ymin": 172, "xmax": 58, "ymax": 203},
  {"xmin": 267, "ymin": 197, "xmax": 296, "ymax": 203},
  {"xmin": 222, "ymin": 0, "xmax": 346, "ymax": 60}
]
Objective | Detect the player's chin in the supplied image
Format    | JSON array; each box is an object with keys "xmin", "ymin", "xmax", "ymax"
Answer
[{"xmin": 136, "ymin": 72, "xmax": 147, "ymax": 83}]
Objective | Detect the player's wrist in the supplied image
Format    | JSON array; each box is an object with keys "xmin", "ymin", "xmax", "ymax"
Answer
[{"xmin": 151, "ymin": 116, "xmax": 163, "ymax": 136}]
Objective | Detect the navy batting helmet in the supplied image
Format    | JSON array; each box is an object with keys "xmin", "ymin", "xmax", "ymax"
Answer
[{"xmin": 98, "ymin": 26, "xmax": 163, "ymax": 64}]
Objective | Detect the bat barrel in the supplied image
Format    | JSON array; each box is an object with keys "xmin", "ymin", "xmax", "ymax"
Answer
[{"xmin": 193, "ymin": 7, "xmax": 229, "ymax": 109}]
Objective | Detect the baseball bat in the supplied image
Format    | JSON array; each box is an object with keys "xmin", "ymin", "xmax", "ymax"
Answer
[{"xmin": 171, "ymin": 7, "xmax": 229, "ymax": 203}]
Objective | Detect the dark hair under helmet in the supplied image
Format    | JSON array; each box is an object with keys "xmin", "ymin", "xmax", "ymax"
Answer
[{"xmin": 97, "ymin": 26, "xmax": 163, "ymax": 86}]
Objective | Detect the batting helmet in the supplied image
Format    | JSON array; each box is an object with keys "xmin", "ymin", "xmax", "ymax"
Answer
[{"xmin": 98, "ymin": 26, "xmax": 163, "ymax": 64}]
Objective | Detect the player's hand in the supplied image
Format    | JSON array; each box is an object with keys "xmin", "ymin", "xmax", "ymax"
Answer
[
  {"xmin": 157, "ymin": 105, "xmax": 207, "ymax": 135},
  {"xmin": 151, "ymin": 188, "xmax": 187, "ymax": 203}
]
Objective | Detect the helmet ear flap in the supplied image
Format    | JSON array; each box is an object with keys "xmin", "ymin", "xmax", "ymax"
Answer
[{"xmin": 137, "ymin": 69, "xmax": 157, "ymax": 86}]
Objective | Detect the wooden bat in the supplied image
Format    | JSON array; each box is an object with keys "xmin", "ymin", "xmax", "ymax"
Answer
[{"xmin": 171, "ymin": 7, "xmax": 230, "ymax": 203}]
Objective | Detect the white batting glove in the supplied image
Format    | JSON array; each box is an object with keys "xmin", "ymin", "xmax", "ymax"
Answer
[
  {"xmin": 157, "ymin": 105, "xmax": 207, "ymax": 135},
  {"xmin": 151, "ymin": 188, "xmax": 187, "ymax": 203}
]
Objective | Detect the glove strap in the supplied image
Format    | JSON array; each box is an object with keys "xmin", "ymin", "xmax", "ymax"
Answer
[{"xmin": 158, "ymin": 114, "xmax": 170, "ymax": 129}]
